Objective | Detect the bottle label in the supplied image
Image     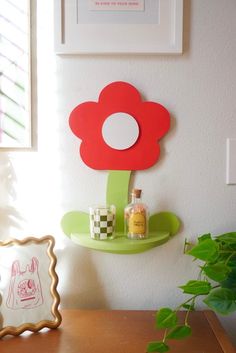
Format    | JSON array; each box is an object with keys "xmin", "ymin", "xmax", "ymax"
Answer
[{"xmin": 129, "ymin": 213, "xmax": 146, "ymax": 235}]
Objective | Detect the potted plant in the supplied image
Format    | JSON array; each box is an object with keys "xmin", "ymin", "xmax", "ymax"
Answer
[{"xmin": 147, "ymin": 232, "xmax": 236, "ymax": 353}]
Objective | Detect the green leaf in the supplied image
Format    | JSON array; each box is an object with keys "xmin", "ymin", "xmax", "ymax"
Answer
[
  {"xmin": 216, "ymin": 249, "xmax": 236, "ymax": 263},
  {"xmin": 156, "ymin": 308, "xmax": 178, "ymax": 329},
  {"xmin": 187, "ymin": 239, "xmax": 219, "ymax": 261},
  {"xmin": 198, "ymin": 233, "xmax": 212, "ymax": 242},
  {"xmin": 147, "ymin": 342, "xmax": 169, "ymax": 353},
  {"xmin": 182, "ymin": 303, "xmax": 195, "ymax": 311},
  {"xmin": 203, "ymin": 263, "xmax": 231, "ymax": 282},
  {"xmin": 228, "ymin": 258, "xmax": 236, "ymax": 267},
  {"xmin": 204, "ymin": 288, "xmax": 236, "ymax": 315},
  {"xmin": 166, "ymin": 325, "xmax": 192, "ymax": 340},
  {"xmin": 221, "ymin": 267, "xmax": 236, "ymax": 291},
  {"xmin": 179, "ymin": 280, "xmax": 212, "ymax": 295},
  {"xmin": 217, "ymin": 232, "xmax": 236, "ymax": 244}
]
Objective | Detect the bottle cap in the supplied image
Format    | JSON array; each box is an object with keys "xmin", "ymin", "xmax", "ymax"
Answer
[{"xmin": 132, "ymin": 189, "xmax": 142, "ymax": 198}]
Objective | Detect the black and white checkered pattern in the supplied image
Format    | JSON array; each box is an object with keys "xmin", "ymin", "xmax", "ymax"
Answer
[{"xmin": 90, "ymin": 207, "xmax": 115, "ymax": 240}]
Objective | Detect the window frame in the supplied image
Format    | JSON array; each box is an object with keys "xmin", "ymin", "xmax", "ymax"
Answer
[{"xmin": 0, "ymin": 0, "xmax": 34, "ymax": 150}]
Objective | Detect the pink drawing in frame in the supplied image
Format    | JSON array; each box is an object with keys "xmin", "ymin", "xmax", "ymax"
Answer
[{"xmin": 6, "ymin": 257, "xmax": 44, "ymax": 310}]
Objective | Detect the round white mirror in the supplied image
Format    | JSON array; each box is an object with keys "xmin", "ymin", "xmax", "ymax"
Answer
[{"xmin": 102, "ymin": 112, "xmax": 139, "ymax": 150}]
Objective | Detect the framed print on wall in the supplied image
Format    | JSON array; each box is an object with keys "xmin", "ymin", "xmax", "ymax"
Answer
[
  {"xmin": 0, "ymin": 236, "xmax": 61, "ymax": 338},
  {"xmin": 54, "ymin": 0, "xmax": 183, "ymax": 54}
]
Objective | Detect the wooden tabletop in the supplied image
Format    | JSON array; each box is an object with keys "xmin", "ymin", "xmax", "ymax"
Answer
[{"xmin": 0, "ymin": 310, "xmax": 235, "ymax": 353}]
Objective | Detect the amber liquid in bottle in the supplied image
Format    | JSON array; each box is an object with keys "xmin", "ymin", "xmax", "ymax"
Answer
[{"xmin": 124, "ymin": 189, "xmax": 148, "ymax": 239}]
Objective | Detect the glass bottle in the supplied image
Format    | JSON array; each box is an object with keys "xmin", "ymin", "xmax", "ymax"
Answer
[{"xmin": 124, "ymin": 189, "xmax": 148, "ymax": 239}]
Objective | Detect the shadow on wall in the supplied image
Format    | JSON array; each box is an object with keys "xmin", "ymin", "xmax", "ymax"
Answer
[
  {"xmin": 57, "ymin": 241, "xmax": 108, "ymax": 309},
  {"xmin": 0, "ymin": 153, "xmax": 24, "ymax": 240}
]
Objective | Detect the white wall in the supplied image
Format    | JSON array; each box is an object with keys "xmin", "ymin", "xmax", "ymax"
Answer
[{"xmin": 0, "ymin": 0, "xmax": 235, "ymax": 344}]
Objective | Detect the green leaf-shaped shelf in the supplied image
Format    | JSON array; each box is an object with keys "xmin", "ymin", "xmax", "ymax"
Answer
[
  {"xmin": 61, "ymin": 210, "xmax": 180, "ymax": 254},
  {"xmin": 71, "ymin": 231, "xmax": 170, "ymax": 255},
  {"xmin": 61, "ymin": 171, "xmax": 181, "ymax": 254}
]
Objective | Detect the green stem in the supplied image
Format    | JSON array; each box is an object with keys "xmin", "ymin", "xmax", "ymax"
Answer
[
  {"xmin": 219, "ymin": 250, "xmax": 236, "ymax": 254},
  {"xmin": 175, "ymin": 284, "xmax": 221, "ymax": 313},
  {"xmin": 162, "ymin": 329, "xmax": 168, "ymax": 343},
  {"xmin": 106, "ymin": 170, "xmax": 132, "ymax": 234},
  {"xmin": 225, "ymin": 251, "xmax": 236, "ymax": 265},
  {"xmin": 175, "ymin": 296, "xmax": 197, "ymax": 312},
  {"xmin": 184, "ymin": 298, "xmax": 195, "ymax": 325}
]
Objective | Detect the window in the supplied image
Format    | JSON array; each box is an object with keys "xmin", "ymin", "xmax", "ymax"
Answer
[{"xmin": 0, "ymin": 0, "xmax": 31, "ymax": 148}]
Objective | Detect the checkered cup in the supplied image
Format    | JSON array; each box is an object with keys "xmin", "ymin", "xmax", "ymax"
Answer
[{"xmin": 89, "ymin": 205, "xmax": 116, "ymax": 240}]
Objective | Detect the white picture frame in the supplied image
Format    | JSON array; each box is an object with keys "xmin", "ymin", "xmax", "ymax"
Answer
[
  {"xmin": 54, "ymin": 0, "xmax": 183, "ymax": 54},
  {"xmin": 0, "ymin": 236, "xmax": 61, "ymax": 338}
]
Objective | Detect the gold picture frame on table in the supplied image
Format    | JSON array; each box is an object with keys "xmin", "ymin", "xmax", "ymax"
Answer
[{"xmin": 0, "ymin": 236, "xmax": 61, "ymax": 338}]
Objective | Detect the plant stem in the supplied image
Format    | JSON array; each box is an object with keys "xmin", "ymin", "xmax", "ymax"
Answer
[
  {"xmin": 175, "ymin": 285, "xmax": 220, "ymax": 313},
  {"xmin": 175, "ymin": 295, "xmax": 198, "ymax": 312},
  {"xmin": 184, "ymin": 297, "xmax": 195, "ymax": 325},
  {"xmin": 162, "ymin": 329, "xmax": 168, "ymax": 343},
  {"xmin": 225, "ymin": 251, "xmax": 236, "ymax": 265}
]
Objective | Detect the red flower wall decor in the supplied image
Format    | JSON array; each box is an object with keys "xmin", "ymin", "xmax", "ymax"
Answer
[
  {"xmin": 62, "ymin": 82, "xmax": 181, "ymax": 252},
  {"xmin": 69, "ymin": 81, "xmax": 170, "ymax": 170}
]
